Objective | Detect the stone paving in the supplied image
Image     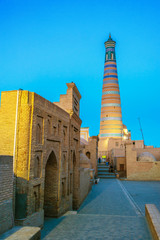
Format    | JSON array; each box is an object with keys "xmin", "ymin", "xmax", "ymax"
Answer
[
  {"xmin": 41, "ymin": 179, "xmax": 157, "ymax": 240},
  {"xmin": 121, "ymin": 181, "xmax": 160, "ymax": 215}
]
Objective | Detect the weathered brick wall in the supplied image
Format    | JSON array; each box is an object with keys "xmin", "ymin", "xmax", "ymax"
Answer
[
  {"xmin": 79, "ymin": 168, "xmax": 91, "ymax": 205},
  {"xmin": 0, "ymin": 156, "xmax": 14, "ymax": 234},
  {"xmin": 0, "ymin": 83, "xmax": 83, "ymax": 228},
  {"xmin": 15, "ymin": 210, "xmax": 44, "ymax": 228}
]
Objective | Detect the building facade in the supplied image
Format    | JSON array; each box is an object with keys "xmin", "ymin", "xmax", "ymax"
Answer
[
  {"xmin": 80, "ymin": 128, "xmax": 99, "ymax": 176},
  {"xmin": 0, "ymin": 83, "xmax": 92, "ymax": 232}
]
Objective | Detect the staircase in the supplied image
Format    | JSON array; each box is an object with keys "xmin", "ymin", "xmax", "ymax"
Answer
[{"xmin": 98, "ymin": 163, "xmax": 116, "ymax": 179}]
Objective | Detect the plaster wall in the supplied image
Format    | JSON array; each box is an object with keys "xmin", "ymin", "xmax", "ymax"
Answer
[
  {"xmin": 79, "ymin": 168, "xmax": 91, "ymax": 205},
  {"xmin": 126, "ymin": 145, "xmax": 160, "ymax": 180}
]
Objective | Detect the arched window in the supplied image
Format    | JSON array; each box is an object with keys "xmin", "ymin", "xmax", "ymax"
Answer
[
  {"xmin": 37, "ymin": 124, "xmax": 42, "ymax": 144},
  {"xmin": 86, "ymin": 152, "xmax": 91, "ymax": 159},
  {"xmin": 34, "ymin": 156, "xmax": 40, "ymax": 178},
  {"xmin": 111, "ymin": 53, "xmax": 113, "ymax": 60}
]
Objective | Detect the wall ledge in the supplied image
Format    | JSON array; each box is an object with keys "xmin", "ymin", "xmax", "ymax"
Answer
[{"xmin": 145, "ymin": 204, "xmax": 160, "ymax": 240}]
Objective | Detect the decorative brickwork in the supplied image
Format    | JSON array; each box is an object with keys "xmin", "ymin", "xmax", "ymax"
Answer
[
  {"xmin": 0, "ymin": 83, "xmax": 87, "ymax": 228},
  {"xmin": 98, "ymin": 35, "xmax": 130, "ymax": 159}
]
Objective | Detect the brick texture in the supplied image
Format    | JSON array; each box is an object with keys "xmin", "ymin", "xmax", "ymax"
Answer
[
  {"xmin": 0, "ymin": 156, "xmax": 14, "ymax": 234},
  {"xmin": 0, "ymin": 83, "xmax": 91, "ymax": 229}
]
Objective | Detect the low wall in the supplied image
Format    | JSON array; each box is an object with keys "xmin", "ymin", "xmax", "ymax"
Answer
[
  {"xmin": 79, "ymin": 168, "xmax": 91, "ymax": 205},
  {"xmin": 145, "ymin": 204, "xmax": 160, "ymax": 240},
  {"xmin": 5, "ymin": 226, "xmax": 41, "ymax": 240},
  {"xmin": 15, "ymin": 210, "xmax": 44, "ymax": 228},
  {"xmin": 126, "ymin": 145, "xmax": 160, "ymax": 180},
  {"xmin": 0, "ymin": 156, "xmax": 14, "ymax": 235}
]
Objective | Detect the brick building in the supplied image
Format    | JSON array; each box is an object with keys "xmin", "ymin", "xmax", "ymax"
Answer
[
  {"xmin": 109, "ymin": 139, "xmax": 160, "ymax": 180},
  {"xmin": 0, "ymin": 83, "xmax": 92, "ymax": 232},
  {"xmin": 80, "ymin": 128, "xmax": 99, "ymax": 176}
]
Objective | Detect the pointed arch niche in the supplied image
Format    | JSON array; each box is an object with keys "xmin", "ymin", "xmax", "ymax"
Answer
[{"xmin": 44, "ymin": 151, "xmax": 58, "ymax": 217}]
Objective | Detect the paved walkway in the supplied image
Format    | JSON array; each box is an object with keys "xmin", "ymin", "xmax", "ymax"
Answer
[
  {"xmin": 121, "ymin": 181, "xmax": 160, "ymax": 215},
  {"xmin": 41, "ymin": 179, "xmax": 157, "ymax": 240}
]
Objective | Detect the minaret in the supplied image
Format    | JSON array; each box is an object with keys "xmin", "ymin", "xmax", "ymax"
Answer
[{"xmin": 98, "ymin": 34, "xmax": 123, "ymax": 157}]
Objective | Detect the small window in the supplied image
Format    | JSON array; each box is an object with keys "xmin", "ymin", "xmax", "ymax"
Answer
[
  {"xmin": 133, "ymin": 142, "xmax": 135, "ymax": 145},
  {"xmin": 115, "ymin": 142, "xmax": 119, "ymax": 147},
  {"xmin": 111, "ymin": 53, "xmax": 114, "ymax": 60}
]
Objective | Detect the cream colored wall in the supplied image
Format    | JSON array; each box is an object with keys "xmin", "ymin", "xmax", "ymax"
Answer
[
  {"xmin": 82, "ymin": 136, "xmax": 98, "ymax": 175},
  {"xmin": 136, "ymin": 148, "xmax": 160, "ymax": 161},
  {"xmin": 126, "ymin": 144, "xmax": 160, "ymax": 180}
]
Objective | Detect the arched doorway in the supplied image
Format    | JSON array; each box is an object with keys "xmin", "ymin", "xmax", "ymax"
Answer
[
  {"xmin": 72, "ymin": 151, "xmax": 77, "ymax": 210},
  {"xmin": 44, "ymin": 151, "xmax": 58, "ymax": 217}
]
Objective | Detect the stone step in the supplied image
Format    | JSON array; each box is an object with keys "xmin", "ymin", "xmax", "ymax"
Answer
[
  {"xmin": 97, "ymin": 165, "xmax": 109, "ymax": 168},
  {"xmin": 98, "ymin": 175, "xmax": 116, "ymax": 179},
  {"xmin": 98, "ymin": 173, "xmax": 115, "ymax": 176},
  {"xmin": 98, "ymin": 169, "xmax": 110, "ymax": 172},
  {"xmin": 98, "ymin": 165, "xmax": 109, "ymax": 168},
  {"xmin": 98, "ymin": 164, "xmax": 109, "ymax": 166},
  {"xmin": 98, "ymin": 166, "xmax": 110, "ymax": 170}
]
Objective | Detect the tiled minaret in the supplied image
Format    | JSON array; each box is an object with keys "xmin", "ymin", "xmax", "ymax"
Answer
[{"xmin": 99, "ymin": 34, "xmax": 123, "ymax": 156}]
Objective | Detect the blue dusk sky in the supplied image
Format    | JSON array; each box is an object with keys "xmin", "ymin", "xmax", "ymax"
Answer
[{"xmin": 0, "ymin": 0, "xmax": 160, "ymax": 147}]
